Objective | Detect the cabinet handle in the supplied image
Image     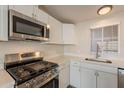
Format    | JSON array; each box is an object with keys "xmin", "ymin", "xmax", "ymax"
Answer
[
  {"xmin": 97, "ymin": 72, "xmax": 99, "ymax": 76},
  {"xmin": 32, "ymin": 13, "xmax": 34, "ymax": 17},
  {"xmin": 34, "ymin": 14, "xmax": 36, "ymax": 18},
  {"xmin": 79, "ymin": 68, "xmax": 81, "ymax": 72},
  {"xmin": 95, "ymin": 72, "xmax": 99, "ymax": 76},
  {"xmin": 94, "ymin": 72, "xmax": 97, "ymax": 76}
]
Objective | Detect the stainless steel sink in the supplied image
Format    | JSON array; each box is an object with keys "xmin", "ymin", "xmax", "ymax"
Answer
[{"xmin": 85, "ymin": 58, "xmax": 112, "ymax": 64}]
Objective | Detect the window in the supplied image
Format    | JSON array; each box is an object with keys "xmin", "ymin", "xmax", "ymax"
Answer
[{"xmin": 91, "ymin": 24, "xmax": 119, "ymax": 55}]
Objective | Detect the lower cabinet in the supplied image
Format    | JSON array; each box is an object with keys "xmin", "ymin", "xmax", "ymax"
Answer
[
  {"xmin": 70, "ymin": 61, "xmax": 80, "ymax": 88},
  {"xmin": 65, "ymin": 63, "xmax": 70, "ymax": 87},
  {"xmin": 97, "ymin": 71, "xmax": 117, "ymax": 88},
  {"xmin": 80, "ymin": 63, "xmax": 118, "ymax": 88},
  {"xmin": 59, "ymin": 63, "xmax": 70, "ymax": 88},
  {"xmin": 80, "ymin": 68, "xmax": 96, "ymax": 88},
  {"xmin": 59, "ymin": 60, "xmax": 117, "ymax": 88}
]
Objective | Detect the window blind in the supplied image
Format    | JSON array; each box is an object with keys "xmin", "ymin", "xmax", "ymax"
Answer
[{"xmin": 91, "ymin": 24, "xmax": 118, "ymax": 54}]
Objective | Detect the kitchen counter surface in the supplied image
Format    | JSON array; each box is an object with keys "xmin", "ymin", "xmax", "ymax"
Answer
[
  {"xmin": 46, "ymin": 55, "xmax": 124, "ymax": 68},
  {"xmin": 0, "ymin": 69, "xmax": 15, "ymax": 88},
  {"xmin": 46, "ymin": 55, "xmax": 81, "ymax": 65}
]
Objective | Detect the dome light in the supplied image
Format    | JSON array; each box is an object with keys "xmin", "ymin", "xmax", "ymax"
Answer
[{"xmin": 97, "ymin": 5, "xmax": 113, "ymax": 15}]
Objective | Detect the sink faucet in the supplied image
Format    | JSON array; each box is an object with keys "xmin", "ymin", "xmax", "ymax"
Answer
[{"xmin": 96, "ymin": 43, "xmax": 101, "ymax": 58}]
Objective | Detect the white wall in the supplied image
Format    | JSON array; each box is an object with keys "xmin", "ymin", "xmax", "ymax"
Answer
[
  {"xmin": 0, "ymin": 41, "xmax": 64, "ymax": 68},
  {"xmin": 64, "ymin": 11, "xmax": 124, "ymax": 60}
]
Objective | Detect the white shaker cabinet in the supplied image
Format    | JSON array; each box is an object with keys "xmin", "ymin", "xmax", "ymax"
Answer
[
  {"xmin": 59, "ymin": 68, "xmax": 66, "ymax": 88},
  {"xmin": 65, "ymin": 63, "xmax": 70, "ymax": 87},
  {"xmin": 70, "ymin": 61, "xmax": 80, "ymax": 88},
  {"xmin": 37, "ymin": 9, "xmax": 49, "ymax": 24},
  {"xmin": 49, "ymin": 16, "xmax": 63, "ymax": 44},
  {"xmin": 59, "ymin": 63, "xmax": 70, "ymax": 88},
  {"xmin": 48, "ymin": 22, "xmax": 76, "ymax": 44},
  {"xmin": 80, "ymin": 62, "xmax": 117, "ymax": 88},
  {"xmin": 9, "ymin": 5, "xmax": 35, "ymax": 18},
  {"xmin": 0, "ymin": 5, "xmax": 8, "ymax": 41},
  {"xmin": 97, "ymin": 71, "xmax": 117, "ymax": 88},
  {"xmin": 62, "ymin": 24, "xmax": 76, "ymax": 44},
  {"xmin": 80, "ymin": 68, "xmax": 96, "ymax": 88}
]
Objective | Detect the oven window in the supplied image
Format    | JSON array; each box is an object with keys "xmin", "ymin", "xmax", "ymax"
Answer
[{"xmin": 13, "ymin": 16, "xmax": 44, "ymax": 37}]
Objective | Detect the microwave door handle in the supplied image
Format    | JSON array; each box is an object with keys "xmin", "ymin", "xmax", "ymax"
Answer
[{"xmin": 44, "ymin": 27, "xmax": 46, "ymax": 38}]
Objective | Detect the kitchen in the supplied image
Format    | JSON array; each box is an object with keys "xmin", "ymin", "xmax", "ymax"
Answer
[{"xmin": 1, "ymin": 4, "xmax": 124, "ymax": 88}]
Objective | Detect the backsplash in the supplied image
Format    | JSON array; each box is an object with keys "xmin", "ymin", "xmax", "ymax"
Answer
[{"xmin": 0, "ymin": 41, "xmax": 64, "ymax": 68}]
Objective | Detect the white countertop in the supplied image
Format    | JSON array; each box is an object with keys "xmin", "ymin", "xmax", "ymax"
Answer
[
  {"xmin": 46, "ymin": 55, "xmax": 124, "ymax": 68},
  {"xmin": 0, "ymin": 69, "xmax": 15, "ymax": 88}
]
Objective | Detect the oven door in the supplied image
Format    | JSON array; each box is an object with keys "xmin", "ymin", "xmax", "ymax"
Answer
[
  {"xmin": 9, "ymin": 9, "xmax": 47, "ymax": 41},
  {"xmin": 41, "ymin": 76, "xmax": 59, "ymax": 88}
]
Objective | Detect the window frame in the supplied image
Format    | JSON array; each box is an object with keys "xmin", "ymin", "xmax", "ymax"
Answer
[{"xmin": 90, "ymin": 23, "xmax": 120, "ymax": 56}]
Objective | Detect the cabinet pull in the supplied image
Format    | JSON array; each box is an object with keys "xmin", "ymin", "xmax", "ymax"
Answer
[
  {"xmin": 32, "ymin": 13, "xmax": 34, "ymax": 17},
  {"xmin": 95, "ymin": 72, "xmax": 99, "ymax": 76},
  {"xmin": 94, "ymin": 72, "xmax": 97, "ymax": 76},
  {"xmin": 79, "ymin": 68, "xmax": 81, "ymax": 72},
  {"xmin": 34, "ymin": 14, "xmax": 37, "ymax": 18},
  {"xmin": 97, "ymin": 72, "xmax": 99, "ymax": 76}
]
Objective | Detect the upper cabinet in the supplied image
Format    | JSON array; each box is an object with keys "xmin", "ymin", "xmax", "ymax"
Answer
[
  {"xmin": 0, "ymin": 5, "xmax": 8, "ymax": 41},
  {"xmin": 37, "ymin": 9, "xmax": 49, "ymax": 24},
  {"xmin": 0, "ymin": 5, "xmax": 76, "ymax": 44},
  {"xmin": 62, "ymin": 24, "xmax": 76, "ymax": 44},
  {"xmin": 9, "ymin": 5, "xmax": 34, "ymax": 18},
  {"xmin": 9, "ymin": 5, "xmax": 49, "ymax": 25},
  {"xmin": 48, "ymin": 19, "xmax": 76, "ymax": 44},
  {"xmin": 48, "ymin": 16, "xmax": 63, "ymax": 44}
]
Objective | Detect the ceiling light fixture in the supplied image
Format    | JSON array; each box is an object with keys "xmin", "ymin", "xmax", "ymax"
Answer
[{"xmin": 97, "ymin": 5, "xmax": 113, "ymax": 15}]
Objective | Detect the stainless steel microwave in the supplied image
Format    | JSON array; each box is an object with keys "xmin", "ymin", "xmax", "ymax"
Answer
[{"xmin": 9, "ymin": 9, "xmax": 49, "ymax": 41}]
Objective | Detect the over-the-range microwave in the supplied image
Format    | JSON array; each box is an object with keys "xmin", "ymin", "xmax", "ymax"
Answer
[{"xmin": 9, "ymin": 9, "xmax": 49, "ymax": 41}]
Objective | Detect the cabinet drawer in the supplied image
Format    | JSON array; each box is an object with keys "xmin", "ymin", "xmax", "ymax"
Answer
[
  {"xmin": 70, "ymin": 61, "xmax": 80, "ymax": 67},
  {"xmin": 81, "ymin": 62, "xmax": 117, "ymax": 74}
]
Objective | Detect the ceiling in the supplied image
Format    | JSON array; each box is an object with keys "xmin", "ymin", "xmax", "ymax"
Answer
[{"xmin": 39, "ymin": 5, "xmax": 124, "ymax": 23}]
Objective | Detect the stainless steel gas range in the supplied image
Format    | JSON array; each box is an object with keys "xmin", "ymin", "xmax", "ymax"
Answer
[{"xmin": 4, "ymin": 52, "xmax": 59, "ymax": 88}]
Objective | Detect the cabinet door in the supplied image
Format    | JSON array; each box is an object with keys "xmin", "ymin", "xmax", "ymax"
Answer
[
  {"xmin": 59, "ymin": 68, "xmax": 67, "ymax": 88},
  {"xmin": 70, "ymin": 64, "xmax": 80, "ymax": 87},
  {"xmin": 80, "ymin": 68, "xmax": 96, "ymax": 88},
  {"xmin": 33, "ymin": 5, "xmax": 39, "ymax": 19},
  {"xmin": 9, "ymin": 5, "xmax": 34, "ymax": 17},
  {"xmin": 59, "ymin": 68, "xmax": 65, "ymax": 88},
  {"xmin": 37, "ymin": 9, "xmax": 48, "ymax": 24},
  {"xmin": 97, "ymin": 71, "xmax": 117, "ymax": 88},
  {"xmin": 59, "ymin": 63, "xmax": 70, "ymax": 88},
  {"xmin": 63, "ymin": 24, "xmax": 76, "ymax": 44},
  {"xmin": 49, "ymin": 16, "xmax": 63, "ymax": 44},
  {"xmin": 65, "ymin": 63, "xmax": 70, "ymax": 87},
  {"xmin": 0, "ymin": 5, "xmax": 8, "ymax": 41}
]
